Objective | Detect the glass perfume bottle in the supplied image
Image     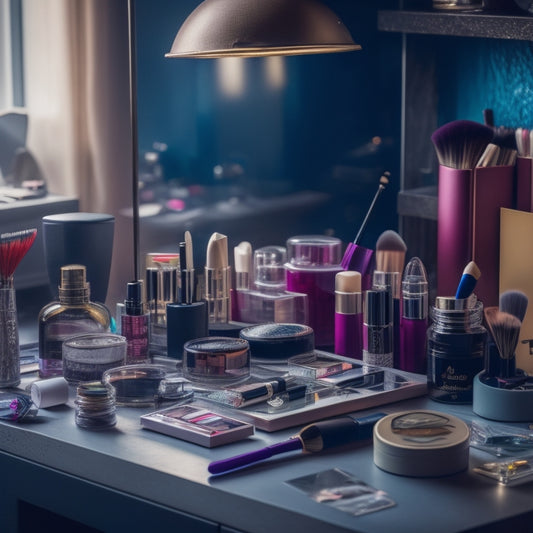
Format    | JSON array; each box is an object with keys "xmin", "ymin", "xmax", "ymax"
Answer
[
  {"xmin": 232, "ymin": 246, "xmax": 308, "ymax": 325},
  {"xmin": 38, "ymin": 264, "xmax": 111, "ymax": 378}
]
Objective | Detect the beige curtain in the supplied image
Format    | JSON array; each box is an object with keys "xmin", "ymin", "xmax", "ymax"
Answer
[{"xmin": 22, "ymin": 0, "xmax": 134, "ymax": 309}]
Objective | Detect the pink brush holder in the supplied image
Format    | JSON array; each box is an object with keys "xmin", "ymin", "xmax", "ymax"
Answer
[{"xmin": 437, "ymin": 165, "xmax": 514, "ymax": 307}]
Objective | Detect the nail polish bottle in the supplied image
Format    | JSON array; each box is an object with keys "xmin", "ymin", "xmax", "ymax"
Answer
[{"xmin": 38, "ymin": 264, "xmax": 111, "ymax": 378}]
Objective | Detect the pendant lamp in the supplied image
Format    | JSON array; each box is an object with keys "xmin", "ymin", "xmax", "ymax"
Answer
[{"xmin": 165, "ymin": 0, "xmax": 361, "ymax": 58}]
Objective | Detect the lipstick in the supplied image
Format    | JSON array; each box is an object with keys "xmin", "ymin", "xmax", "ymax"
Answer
[
  {"xmin": 399, "ymin": 256, "xmax": 429, "ymax": 373},
  {"xmin": 205, "ymin": 232, "xmax": 231, "ymax": 325},
  {"xmin": 334, "ymin": 271, "xmax": 363, "ymax": 359},
  {"xmin": 363, "ymin": 288, "xmax": 393, "ymax": 367}
]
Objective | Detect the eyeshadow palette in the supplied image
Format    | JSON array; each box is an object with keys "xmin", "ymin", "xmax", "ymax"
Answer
[{"xmin": 140, "ymin": 403, "xmax": 254, "ymax": 447}]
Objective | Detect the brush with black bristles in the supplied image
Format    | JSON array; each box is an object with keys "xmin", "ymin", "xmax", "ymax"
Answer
[
  {"xmin": 431, "ymin": 120, "xmax": 493, "ymax": 170},
  {"xmin": 484, "ymin": 306, "xmax": 522, "ymax": 379},
  {"xmin": 499, "ymin": 290, "xmax": 528, "ymax": 324},
  {"xmin": 208, "ymin": 413, "xmax": 385, "ymax": 475},
  {"xmin": 0, "ymin": 228, "xmax": 37, "ymax": 388}
]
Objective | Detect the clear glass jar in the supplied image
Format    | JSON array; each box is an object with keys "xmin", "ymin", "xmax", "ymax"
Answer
[{"xmin": 427, "ymin": 296, "xmax": 487, "ymax": 403}]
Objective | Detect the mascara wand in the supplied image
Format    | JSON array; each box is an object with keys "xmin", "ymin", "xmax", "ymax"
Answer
[
  {"xmin": 353, "ymin": 172, "xmax": 390, "ymax": 245},
  {"xmin": 208, "ymin": 413, "xmax": 385, "ymax": 475},
  {"xmin": 341, "ymin": 172, "xmax": 390, "ymax": 288}
]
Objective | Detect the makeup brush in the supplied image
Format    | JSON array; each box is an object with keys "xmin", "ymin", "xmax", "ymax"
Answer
[
  {"xmin": 341, "ymin": 172, "xmax": 389, "ymax": 285},
  {"xmin": 484, "ymin": 306, "xmax": 522, "ymax": 378},
  {"xmin": 0, "ymin": 228, "xmax": 37, "ymax": 285},
  {"xmin": 375, "ymin": 230, "xmax": 407, "ymax": 274},
  {"xmin": 455, "ymin": 261, "xmax": 481, "ymax": 300},
  {"xmin": 0, "ymin": 228, "xmax": 37, "ymax": 388},
  {"xmin": 208, "ymin": 412, "xmax": 386, "ymax": 475},
  {"xmin": 499, "ymin": 290, "xmax": 529, "ymax": 323},
  {"xmin": 431, "ymin": 120, "xmax": 493, "ymax": 170}
]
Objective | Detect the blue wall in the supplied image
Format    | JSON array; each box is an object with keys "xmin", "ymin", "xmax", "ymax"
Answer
[{"xmin": 437, "ymin": 37, "xmax": 533, "ymax": 128}]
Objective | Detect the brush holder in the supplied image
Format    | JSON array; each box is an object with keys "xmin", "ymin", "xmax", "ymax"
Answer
[
  {"xmin": 42, "ymin": 212, "xmax": 114, "ymax": 303},
  {"xmin": 516, "ymin": 156, "xmax": 533, "ymax": 212},
  {"xmin": 437, "ymin": 165, "xmax": 513, "ymax": 307},
  {"xmin": 473, "ymin": 372, "xmax": 533, "ymax": 422},
  {"xmin": 0, "ymin": 283, "xmax": 20, "ymax": 388}
]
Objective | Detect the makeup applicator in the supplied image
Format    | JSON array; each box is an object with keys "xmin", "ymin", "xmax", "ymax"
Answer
[
  {"xmin": 484, "ymin": 306, "xmax": 522, "ymax": 379},
  {"xmin": 373, "ymin": 230, "xmax": 406, "ymax": 367},
  {"xmin": 375, "ymin": 230, "xmax": 407, "ymax": 274},
  {"xmin": 455, "ymin": 261, "xmax": 481, "ymax": 300},
  {"xmin": 499, "ymin": 290, "xmax": 528, "ymax": 323},
  {"xmin": 431, "ymin": 120, "xmax": 493, "ymax": 170},
  {"xmin": 208, "ymin": 412, "xmax": 385, "ymax": 475},
  {"xmin": 341, "ymin": 172, "xmax": 389, "ymax": 290}
]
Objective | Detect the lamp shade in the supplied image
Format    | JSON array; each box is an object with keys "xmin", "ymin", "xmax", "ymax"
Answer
[{"xmin": 166, "ymin": 0, "xmax": 361, "ymax": 58}]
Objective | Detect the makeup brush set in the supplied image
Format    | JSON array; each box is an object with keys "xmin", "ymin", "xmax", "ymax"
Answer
[
  {"xmin": 432, "ymin": 119, "xmax": 517, "ymax": 308},
  {"xmin": 473, "ymin": 288, "xmax": 533, "ymax": 422}
]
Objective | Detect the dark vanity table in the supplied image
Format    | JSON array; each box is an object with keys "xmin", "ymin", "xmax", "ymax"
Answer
[{"xmin": 1, "ymin": 369, "xmax": 533, "ymax": 533}]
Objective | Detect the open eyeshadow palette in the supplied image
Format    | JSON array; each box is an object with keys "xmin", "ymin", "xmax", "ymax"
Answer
[{"xmin": 192, "ymin": 351, "xmax": 427, "ymax": 432}]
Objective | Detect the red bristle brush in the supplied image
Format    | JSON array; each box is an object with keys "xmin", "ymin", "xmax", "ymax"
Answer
[
  {"xmin": 0, "ymin": 228, "xmax": 37, "ymax": 388},
  {"xmin": 0, "ymin": 229, "xmax": 37, "ymax": 285}
]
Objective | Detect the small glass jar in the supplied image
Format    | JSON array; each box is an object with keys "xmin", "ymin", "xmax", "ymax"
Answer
[{"xmin": 427, "ymin": 296, "xmax": 487, "ymax": 403}]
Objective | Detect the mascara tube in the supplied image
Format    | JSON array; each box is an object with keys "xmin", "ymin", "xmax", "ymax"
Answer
[
  {"xmin": 372, "ymin": 271, "xmax": 400, "ymax": 367},
  {"xmin": 399, "ymin": 257, "xmax": 429, "ymax": 373},
  {"xmin": 363, "ymin": 289, "xmax": 393, "ymax": 367},
  {"xmin": 334, "ymin": 271, "xmax": 363, "ymax": 359}
]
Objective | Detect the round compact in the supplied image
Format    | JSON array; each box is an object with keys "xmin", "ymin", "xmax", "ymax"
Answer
[
  {"xmin": 373, "ymin": 410, "xmax": 470, "ymax": 477},
  {"xmin": 183, "ymin": 337, "xmax": 251, "ymax": 385},
  {"xmin": 239, "ymin": 323, "xmax": 314, "ymax": 361},
  {"xmin": 102, "ymin": 364, "xmax": 193, "ymax": 407}
]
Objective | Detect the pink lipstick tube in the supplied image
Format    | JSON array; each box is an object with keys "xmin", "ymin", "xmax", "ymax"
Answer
[{"xmin": 334, "ymin": 271, "xmax": 363, "ymax": 359}]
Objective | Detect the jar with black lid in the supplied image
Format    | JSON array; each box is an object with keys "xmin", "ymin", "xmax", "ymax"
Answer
[{"xmin": 427, "ymin": 296, "xmax": 486, "ymax": 403}]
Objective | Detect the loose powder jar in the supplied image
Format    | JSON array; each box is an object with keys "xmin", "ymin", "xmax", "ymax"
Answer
[{"xmin": 373, "ymin": 410, "xmax": 470, "ymax": 477}]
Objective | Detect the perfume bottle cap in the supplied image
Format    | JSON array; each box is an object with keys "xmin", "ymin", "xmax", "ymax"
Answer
[
  {"xmin": 125, "ymin": 280, "xmax": 144, "ymax": 315},
  {"xmin": 58, "ymin": 264, "xmax": 89, "ymax": 303},
  {"xmin": 254, "ymin": 245, "xmax": 287, "ymax": 289}
]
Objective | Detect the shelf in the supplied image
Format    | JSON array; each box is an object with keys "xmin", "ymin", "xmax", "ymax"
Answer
[
  {"xmin": 397, "ymin": 185, "xmax": 437, "ymax": 221},
  {"xmin": 378, "ymin": 10, "xmax": 533, "ymax": 41}
]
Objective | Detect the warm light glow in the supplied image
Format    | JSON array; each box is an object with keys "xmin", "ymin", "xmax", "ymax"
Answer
[
  {"xmin": 265, "ymin": 56, "xmax": 286, "ymax": 89},
  {"xmin": 217, "ymin": 57, "xmax": 245, "ymax": 97}
]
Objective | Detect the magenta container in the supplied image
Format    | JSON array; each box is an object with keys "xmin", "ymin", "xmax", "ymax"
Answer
[
  {"xmin": 335, "ymin": 312, "xmax": 363, "ymax": 360},
  {"xmin": 285, "ymin": 235, "xmax": 342, "ymax": 349}
]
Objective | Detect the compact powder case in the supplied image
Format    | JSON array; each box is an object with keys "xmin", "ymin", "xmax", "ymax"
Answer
[
  {"xmin": 373, "ymin": 410, "xmax": 470, "ymax": 477},
  {"xmin": 239, "ymin": 323, "xmax": 314, "ymax": 361}
]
